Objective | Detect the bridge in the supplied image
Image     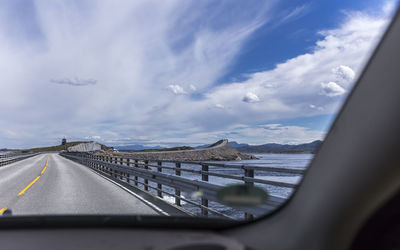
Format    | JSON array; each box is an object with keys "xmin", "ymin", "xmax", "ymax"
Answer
[{"xmin": 0, "ymin": 152, "xmax": 304, "ymax": 219}]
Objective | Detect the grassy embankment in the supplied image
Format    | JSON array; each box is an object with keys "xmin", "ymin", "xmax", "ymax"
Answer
[{"xmin": 21, "ymin": 141, "xmax": 87, "ymax": 153}]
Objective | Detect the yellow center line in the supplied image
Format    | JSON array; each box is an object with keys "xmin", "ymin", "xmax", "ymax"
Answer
[
  {"xmin": 41, "ymin": 155, "xmax": 49, "ymax": 174},
  {"xmin": 41, "ymin": 166, "xmax": 47, "ymax": 175},
  {"xmin": 1, "ymin": 155, "xmax": 50, "ymax": 214},
  {"xmin": 18, "ymin": 176, "xmax": 41, "ymax": 196},
  {"xmin": 0, "ymin": 207, "xmax": 7, "ymax": 215}
]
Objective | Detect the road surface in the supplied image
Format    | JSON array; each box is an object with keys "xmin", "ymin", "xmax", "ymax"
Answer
[{"xmin": 0, "ymin": 153, "xmax": 159, "ymax": 215}]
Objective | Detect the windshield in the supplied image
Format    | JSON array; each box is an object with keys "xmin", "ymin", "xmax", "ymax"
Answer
[{"xmin": 0, "ymin": 0, "xmax": 398, "ymax": 221}]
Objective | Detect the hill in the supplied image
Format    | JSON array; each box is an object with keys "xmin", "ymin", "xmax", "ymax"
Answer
[
  {"xmin": 22, "ymin": 141, "xmax": 89, "ymax": 153},
  {"xmin": 229, "ymin": 140, "xmax": 322, "ymax": 153}
]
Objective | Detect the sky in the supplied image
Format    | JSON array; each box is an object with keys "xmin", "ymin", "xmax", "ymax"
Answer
[{"xmin": 0, "ymin": 0, "xmax": 398, "ymax": 149}]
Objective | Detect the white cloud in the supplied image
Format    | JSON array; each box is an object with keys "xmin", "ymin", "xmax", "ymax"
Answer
[
  {"xmin": 309, "ymin": 104, "xmax": 324, "ymax": 111},
  {"xmin": 50, "ymin": 78, "xmax": 97, "ymax": 86},
  {"xmin": 242, "ymin": 92, "xmax": 260, "ymax": 103},
  {"xmin": 0, "ymin": 1, "xmax": 274, "ymax": 148},
  {"xmin": 332, "ymin": 65, "xmax": 355, "ymax": 83},
  {"xmin": 135, "ymin": 123, "xmax": 324, "ymax": 145},
  {"xmin": 167, "ymin": 84, "xmax": 187, "ymax": 95},
  {"xmin": 320, "ymin": 82, "xmax": 346, "ymax": 97},
  {"xmin": 215, "ymin": 103, "xmax": 225, "ymax": 109},
  {"xmin": 280, "ymin": 4, "xmax": 310, "ymax": 24},
  {"xmin": 258, "ymin": 124, "xmax": 324, "ymax": 144},
  {"xmin": 84, "ymin": 135, "xmax": 101, "ymax": 140},
  {"xmin": 193, "ymin": 6, "xmax": 390, "ymax": 131},
  {"xmin": 382, "ymin": 0, "xmax": 398, "ymax": 16},
  {"xmin": 189, "ymin": 84, "xmax": 197, "ymax": 91}
]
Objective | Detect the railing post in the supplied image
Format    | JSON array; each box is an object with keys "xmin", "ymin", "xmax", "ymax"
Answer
[
  {"xmin": 175, "ymin": 162, "xmax": 181, "ymax": 206},
  {"xmin": 144, "ymin": 160, "xmax": 149, "ymax": 191},
  {"xmin": 244, "ymin": 168, "xmax": 255, "ymax": 185},
  {"xmin": 134, "ymin": 160, "xmax": 138, "ymax": 186},
  {"xmin": 126, "ymin": 158, "xmax": 130, "ymax": 183},
  {"xmin": 109, "ymin": 156, "xmax": 112, "ymax": 175},
  {"xmin": 201, "ymin": 164, "xmax": 209, "ymax": 216},
  {"xmin": 119, "ymin": 157, "xmax": 123, "ymax": 180},
  {"xmin": 157, "ymin": 161, "xmax": 162, "ymax": 198},
  {"xmin": 98, "ymin": 155, "xmax": 101, "ymax": 170},
  {"xmin": 114, "ymin": 157, "xmax": 118, "ymax": 178},
  {"xmin": 244, "ymin": 167, "xmax": 255, "ymax": 220},
  {"xmin": 109, "ymin": 156, "xmax": 113, "ymax": 175},
  {"xmin": 105, "ymin": 156, "xmax": 109, "ymax": 175},
  {"xmin": 108, "ymin": 156, "xmax": 112, "ymax": 175}
]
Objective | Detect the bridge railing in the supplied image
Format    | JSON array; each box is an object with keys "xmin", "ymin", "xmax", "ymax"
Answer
[
  {"xmin": 0, "ymin": 152, "xmax": 40, "ymax": 166},
  {"xmin": 60, "ymin": 152, "xmax": 305, "ymax": 220}
]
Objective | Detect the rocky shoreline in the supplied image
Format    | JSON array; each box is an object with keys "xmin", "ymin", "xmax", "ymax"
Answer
[{"xmin": 114, "ymin": 140, "xmax": 258, "ymax": 161}]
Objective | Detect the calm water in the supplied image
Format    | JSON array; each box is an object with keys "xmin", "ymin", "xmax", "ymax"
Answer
[{"xmin": 143, "ymin": 153, "xmax": 313, "ymax": 218}]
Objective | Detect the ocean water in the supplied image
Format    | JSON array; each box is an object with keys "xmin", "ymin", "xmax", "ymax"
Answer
[{"xmin": 142, "ymin": 153, "xmax": 313, "ymax": 219}]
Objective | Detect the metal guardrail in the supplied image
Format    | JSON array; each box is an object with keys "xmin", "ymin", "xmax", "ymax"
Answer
[
  {"xmin": 0, "ymin": 153, "xmax": 39, "ymax": 166},
  {"xmin": 60, "ymin": 152, "xmax": 305, "ymax": 220}
]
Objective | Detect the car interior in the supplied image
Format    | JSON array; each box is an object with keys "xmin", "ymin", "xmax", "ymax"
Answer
[{"xmin": 1, "ymin": 3, "xmax": 400, "ymax": 250}]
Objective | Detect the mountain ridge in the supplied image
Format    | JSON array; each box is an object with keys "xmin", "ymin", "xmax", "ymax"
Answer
[{"xmin": 229, "ymin": 140, "xmax": 322, "ymax": 153}]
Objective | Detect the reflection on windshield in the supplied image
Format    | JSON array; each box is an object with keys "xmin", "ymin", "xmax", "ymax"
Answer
[{"xmin": 0, "ymin": 0, "xmax": 395, "ymax": 220}]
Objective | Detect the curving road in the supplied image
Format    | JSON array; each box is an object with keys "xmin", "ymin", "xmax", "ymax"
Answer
[{"xmin": 0, "ymin": 153, "xmax": 159, "ymax": 215}]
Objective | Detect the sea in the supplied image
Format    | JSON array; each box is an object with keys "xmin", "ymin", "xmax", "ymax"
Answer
[{"xmin": 144, "ymin": 153, "xmax": 314, "ymax": 219}]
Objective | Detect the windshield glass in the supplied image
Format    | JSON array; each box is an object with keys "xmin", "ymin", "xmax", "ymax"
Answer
[{"xmin": 0, "ymin": 0, "xmax": 398, "ymax": 220}]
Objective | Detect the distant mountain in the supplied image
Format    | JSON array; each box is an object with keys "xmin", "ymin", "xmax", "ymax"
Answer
[
  {"xmin": 233, "ymin": 140, "xmax": 322, "ymax": 153},
  {"xmin": 228, "ymin": 141, "xmax": 250, "ymax": 148},
  {"xmin": 114, "ymin": 144, "xmax": 164, "ymax": 151},
  {"xmin": 194, "ymin": 144, "xmax": 210, "ymax": 149}
]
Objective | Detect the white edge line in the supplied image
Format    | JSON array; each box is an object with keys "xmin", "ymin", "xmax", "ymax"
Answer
[{"xmin": 87, "ymin": 167, "xmax": 169, "ymax": 216}]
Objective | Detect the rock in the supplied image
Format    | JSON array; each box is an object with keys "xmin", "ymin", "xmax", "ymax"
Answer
[{"xmin": 210, "ymin": 155, "xmax": 225, "ymax": 161}]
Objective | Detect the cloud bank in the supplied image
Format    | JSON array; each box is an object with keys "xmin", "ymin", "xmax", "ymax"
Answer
[{"xmin": 0, "ymin": 1, "xmax": 395, "ymax": 148}]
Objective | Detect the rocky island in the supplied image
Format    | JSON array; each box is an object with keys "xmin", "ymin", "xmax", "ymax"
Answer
[{"xmin": 115, "ymin": 139, "xmax": 258, "ymax": 161}]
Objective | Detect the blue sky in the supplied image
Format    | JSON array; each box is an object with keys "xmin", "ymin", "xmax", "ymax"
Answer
[
  {"xmin": 0, "ymin": 0, "xmax": 398, "ymax": 149},
  {"xmin": 222, "ymin": 0, "xmax": 388, "ymax": 79}
]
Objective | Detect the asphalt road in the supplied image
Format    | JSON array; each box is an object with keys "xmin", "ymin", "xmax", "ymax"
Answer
[{"xmin": 0, "ymin": 153, "xmax": 159, "ymax": 215}]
